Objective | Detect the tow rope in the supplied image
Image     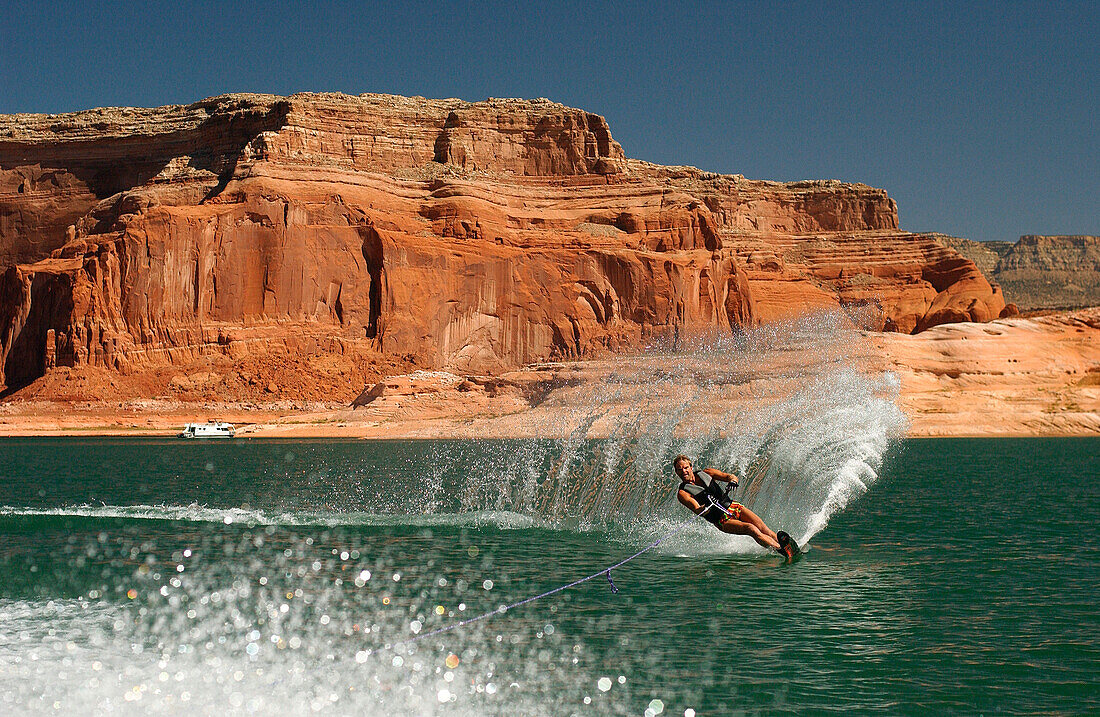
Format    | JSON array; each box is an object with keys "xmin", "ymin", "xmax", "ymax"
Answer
[
  {"xmin": 369, "ymin": 458, "xmax": 773, "ymax": 657},
  {"xmin": 368, "ymin": 512, "xmax": 706, "ymax": 656}
]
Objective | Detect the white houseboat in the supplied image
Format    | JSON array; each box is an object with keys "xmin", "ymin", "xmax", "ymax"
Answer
[{"xmin": 177, "ymin": 421, "xmax": 236, "ymax": 439}]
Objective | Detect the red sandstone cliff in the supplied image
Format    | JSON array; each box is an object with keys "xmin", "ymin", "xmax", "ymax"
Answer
[{"xmin": 0, "ymin": 93, "xmax": 1004, "ymax": 394}]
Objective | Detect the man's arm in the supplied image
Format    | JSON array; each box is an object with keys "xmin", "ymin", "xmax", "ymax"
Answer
[
  {"xmin": 678, "ymin": 489, "xmax": 707, "ymax": 515},
  {"xmin": 702, "ymin": 467, "xmax": 739, "ymax": 487}
]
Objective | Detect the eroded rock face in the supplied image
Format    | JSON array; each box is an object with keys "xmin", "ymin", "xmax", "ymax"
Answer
[{"xmin": 0, "ymin": 92, "xmax": 1003, "ymax": 392}]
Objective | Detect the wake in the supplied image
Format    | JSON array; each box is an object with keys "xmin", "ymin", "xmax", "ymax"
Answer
[{"xmin": 0, "ymin": 504, "xmax": 541, "ymax": 530}]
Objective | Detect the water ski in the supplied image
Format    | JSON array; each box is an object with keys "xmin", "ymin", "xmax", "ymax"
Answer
[{"xmin": 776, "ymin": 531, "xmax": 802, "ymax": 561}]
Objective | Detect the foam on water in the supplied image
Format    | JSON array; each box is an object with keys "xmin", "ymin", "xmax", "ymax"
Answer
[
  {"xmin": 0, "ymin": 505, "xmax": 541, "ymax": 530},
  {"xmin": 0, "ymin": 519, "xmax": 632, "ymax": 716},
  {"xmin": 0, "ymin": 596, "xmax": 581, "ymax": 715}
]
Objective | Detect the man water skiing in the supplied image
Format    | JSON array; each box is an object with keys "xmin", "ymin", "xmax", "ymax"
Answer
[{"xmin": 673, "ymin": 454, "xmax": 799, "ymax": 558}]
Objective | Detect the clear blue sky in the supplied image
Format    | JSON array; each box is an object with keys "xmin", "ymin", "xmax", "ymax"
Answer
[{"xmin": 2, "ymin": 1, "xmax": 1096, "ymax": 242}]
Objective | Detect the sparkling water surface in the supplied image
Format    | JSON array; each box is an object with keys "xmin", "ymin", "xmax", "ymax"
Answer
[{"xmin": 0, "ymin": 437, "xmax": 1096, "ymax": 716}]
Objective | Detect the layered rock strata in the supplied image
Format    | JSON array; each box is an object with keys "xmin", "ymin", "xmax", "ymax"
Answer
[{"xmin": 1, "ymin": 93, "xmax": 1004, "ymax": 392}]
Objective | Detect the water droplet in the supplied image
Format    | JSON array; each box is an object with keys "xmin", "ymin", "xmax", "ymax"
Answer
[{"xmin": 597, "ymin": 677, "xmax": 612, "ymax": 692}]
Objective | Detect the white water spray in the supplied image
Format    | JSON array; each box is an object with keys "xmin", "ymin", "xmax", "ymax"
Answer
[{"xmin": 429, "ymin": 311, "xmax": 908, "ymax": 550}]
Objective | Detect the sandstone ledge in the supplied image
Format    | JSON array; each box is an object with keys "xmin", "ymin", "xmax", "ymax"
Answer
[{"xmin": 868, "ymin": 307, "xmax": 1100, "ymax": 436}]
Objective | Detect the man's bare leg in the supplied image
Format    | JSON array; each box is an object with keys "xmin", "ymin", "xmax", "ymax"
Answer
[
  {"xmin": 717, "ymin": 519, "xmax": 781, "ymax": 550},
  {"xmin": 737, "ymin": 505, "xmax": 779, "ymax": 543}
]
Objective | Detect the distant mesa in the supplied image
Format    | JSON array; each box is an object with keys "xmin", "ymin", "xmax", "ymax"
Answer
[
  {"xmin": 1, "ymin": 92, "xmax": 1007, "ymax": 396},
  {"xmin": 937, "ymin": 235, "xmax": 1100, "ymax": 312}
]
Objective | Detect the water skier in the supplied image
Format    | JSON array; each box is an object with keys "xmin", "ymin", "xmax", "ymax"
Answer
[{"xmin": 673, "ymin": 454, "xmax": 797, "ymax": 557}]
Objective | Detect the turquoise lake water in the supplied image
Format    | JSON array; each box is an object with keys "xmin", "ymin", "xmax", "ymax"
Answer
[{"xmin": 0, "ymin": 436, "xmax": 1096, "ymax": 716}]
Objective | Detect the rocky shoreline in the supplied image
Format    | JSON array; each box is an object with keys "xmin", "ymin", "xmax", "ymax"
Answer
[{"xmin": 3, "ymin": 309, "xmax": 1096, "ymax": 438}]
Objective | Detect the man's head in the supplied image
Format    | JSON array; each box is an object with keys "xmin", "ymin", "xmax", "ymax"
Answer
[{"xmin": 673, "ymin": 454, "xmax": 693, "ymax": 479}]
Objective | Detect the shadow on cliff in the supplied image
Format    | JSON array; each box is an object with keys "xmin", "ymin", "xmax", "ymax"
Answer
[
  {"xmin": 0, "ymin": 268, "xmax": 76, "ymax": 397},
  {"xmin": 358, "ymin": 225, "xmax": 384, "ymax": 341}
]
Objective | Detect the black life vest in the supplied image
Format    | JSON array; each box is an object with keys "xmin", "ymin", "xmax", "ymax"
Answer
[{"xmin": 679, "ymin": 470, "xmax": 731, "ymax": 525}]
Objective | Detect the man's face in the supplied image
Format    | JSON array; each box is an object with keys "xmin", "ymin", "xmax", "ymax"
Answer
[{"xmin": 674, "ymin": 459, "xmax": 693, "ymax": 479}]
